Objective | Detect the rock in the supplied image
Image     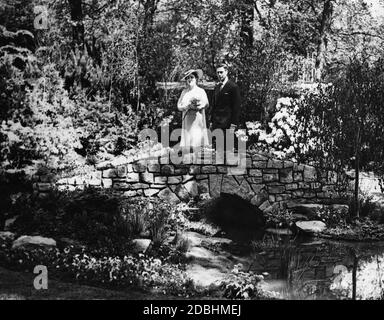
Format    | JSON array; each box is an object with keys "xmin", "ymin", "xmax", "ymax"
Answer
[
  {"xmin": 221, "ymin": 175, "xmax": 239, "ymax": 194},
  {"xmin": 174, "ymin": 184, "xmax": 191, "ymax": 202},
  {"xmin": 303, "ymin": 165, "xmax": 317, "ymax": 182},
  {"xmin": 182, "ymin": 231, "xmax": 232, "ymax": 247},
  {"xmin": 280, "ymin": 168, "xmax": 294, "ymax": 183},
  {"xmin": 185, "ymin": 246, "xmax": 234, "ymax": 272},
  {"xmin": 266, "ymin": 228, "xmax": 293, "ymax": 236},
  {"xmin": 209, "ymin": 175, "xmax": 222, "ymax": 198},
  {"xmin": 12, "ymin": 236, "xmax": 56, "ymax": 250},
  {"xmin": 144, "ymin": 189, "xmax": 159, "ymax": 197},
  {"xmin": 131, "ymin": 239, "xmax": 152, "ymax": 254},
  {"xmin": 259, "ymin": 200, "xmax": 272, "ymax": 212},
  {"xmin": 96, "ymin": 160, "xmax": 113, "ymax": 170},
  {"xmin": 158, "ymin": 188, "xmax": 180, "ymax": 204},
  {"xmin": 0, "ymin": 231, "xmax": 16, "ymax": 241},
  {"xmin": 301, "ymin": 240, "xmax": 325, "ymax": 247},
  {"xmin": 295, "ymin": 221, "xmax": 326, "ymax": 234},
  {"xmin": 167, "ymin": 176, "xmax": 183, "ymax": 184},
  {"xmin": 186, "ymin": 264, "xmax": 227, "ymax": 287},
  {"xmin": 102, "ymin": 169, "xmax": 117, "ymax": 178},
  {"xmin": 251, "ymin": 190, "xmax": 269, "ymax": 207},
  {"xmin": 186, "ymin": 246, "xmax": 214, "ymax": 260},
  {"xmin": 263, "ymin": 173, "xmax": 279, "ymax": 183},
  {"xmin": 184, "ymin": 180, "xmax": 199, "ymax": 198},
  {"xmin": 101, "ymin": 179, "xmax": 113, "ymax": 188},
  {"xmin": 4, "ymin": 216, "xmax": 18, "ymax": 231}
]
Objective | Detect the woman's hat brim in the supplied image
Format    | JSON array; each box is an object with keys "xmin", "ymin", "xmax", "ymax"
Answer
[{"xmin": 181, "ymin": 69, "xmax": 203, "ymax": 80}]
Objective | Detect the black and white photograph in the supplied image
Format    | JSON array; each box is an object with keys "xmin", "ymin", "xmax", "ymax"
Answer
[{"xmin": 1, "ymin": 0, "xmax": 384, "ymax": 309}]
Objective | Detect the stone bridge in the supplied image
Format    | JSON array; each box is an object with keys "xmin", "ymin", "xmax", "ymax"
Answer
[{"xmin": 34, "ymin": 151, "xmax": 353, "ymax": 212}]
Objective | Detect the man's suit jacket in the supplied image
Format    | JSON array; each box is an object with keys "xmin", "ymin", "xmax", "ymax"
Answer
[{"xmin": 211, "ymin": 79, "xmax": 241, "ymax": 129}]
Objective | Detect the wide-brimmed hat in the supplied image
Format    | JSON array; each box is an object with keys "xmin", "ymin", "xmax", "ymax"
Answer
[{"xmin": 181, "ymin": 69, "xmax": 203, "ymax": 80}]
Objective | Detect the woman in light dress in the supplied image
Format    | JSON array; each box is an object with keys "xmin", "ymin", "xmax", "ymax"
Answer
[{"xmin": 177, "ymin": 69, "xmax": 209, "ymax": 152}]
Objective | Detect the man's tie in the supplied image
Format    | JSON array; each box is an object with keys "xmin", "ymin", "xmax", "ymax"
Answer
[{"xmin": 218, "ymin": 82, "xmax": 223, "ymax": 91}]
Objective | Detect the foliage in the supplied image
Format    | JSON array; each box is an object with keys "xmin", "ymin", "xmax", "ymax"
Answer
[
  {"xmin": 120, "ymin": 196, "xmax": 177, "ymax": 246},
  {"xmin": 246, "ymin": 97, "xmax": 299, "ymax": 159},
  {"xmin": 0, "ymin": 239, "xmax": 194, "ymax": 296},
  {"xmin": 323, "ymin": 218, "xmax": 384, "ymax": 241},
  {"xmin": 10, "ymin": 189, "xmax": 177, "ymax": 255},
  {"xmin": 349, "ymin": 193, "xmax": 376, "ymax": 219},
  {"xmin": 246, "ymin": 84, "xmax": 345, "ymax": 165},
  {"xmin": 69, "ymin": 90, "xmax": 139, "ymax": 156},
  {"xmin": 315, "ymin": 206, "xmax": 349, "ymax": 228},
  {"xmin": 0, "ymin": 34, "xmax": 80, "ymax": 169},
  {"xmin": 348, "ymin": 193, "xmax": 384, "ymax": 224},
  {"xmin": 248, "ymin": 57, "xmax": 384, "ymax": 176},
  {"xmin": 264, "ymin": 208, "xmax": 295, "ymax": 229},
  {"xmin": 219, "ymin": 263, "xmax": 267, "ymax": 300}
]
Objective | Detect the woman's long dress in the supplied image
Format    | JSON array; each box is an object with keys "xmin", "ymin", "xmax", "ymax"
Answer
[{"xmin": 177, "ymin": 86, "xmax": 209, "ymax": 149}]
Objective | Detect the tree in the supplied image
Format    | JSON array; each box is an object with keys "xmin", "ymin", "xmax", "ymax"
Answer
[
  {"xmin": 294, "ymin": 58, "xmax": 384, "ymax": 218},
  {"xmin": 315, "ymin": 0, "xmax": 334, "ymax": 81},
  {"xmin": 334, "ymin": 59, "xmax": 384, "ymax": 217},
  {"xmin": 67, "ymin": 0, "xmax": 85, "ymax": 51}
]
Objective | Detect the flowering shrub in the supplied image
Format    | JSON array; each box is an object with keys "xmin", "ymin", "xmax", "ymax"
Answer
[
  {"xmin": 220, "ymin": 264, "xmax": 265, "ymax": 300},
  {"xmin": 246, "ymin": 85, "xmax": 336, "ymax": 167},
  {"xmin": 247, "ymin": 97, "xmax": 298, "ymax": 159},
  {"xmin": 0, "ymin": 241, "xmax": 194, "ymax": 296}
]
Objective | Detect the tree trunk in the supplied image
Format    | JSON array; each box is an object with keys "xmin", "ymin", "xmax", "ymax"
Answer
[
  {"xmin": 137, "ymin": 0, "xmax": 159, "ymax": 103},
  {"xmin": 354, "ymin": 126, "xmax": 361, "ymax": 218},
  {"xmin": 239, "ymin": 0, "xmax": 254, "ymax": 54},
  {"xmin": 315, "ymin": 0, "xmax": 334, "ymax": 82},
  {"xmin": 67, "ymin": 0, "xmax": 85, "ymax": 51},
  {"xmin": 352, "ymin": 252, "xmax": 358, "ymax": 300},
  {"xmin": 238, "ymin": 0, "xmax": 255, "ymax": 120},
  {"xmin": 141, "ymin": 0, "xmax": 158, "ymax": 40}
]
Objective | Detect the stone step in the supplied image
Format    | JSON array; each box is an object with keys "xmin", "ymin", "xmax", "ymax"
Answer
[{"xmin": 295, "ymin": 221, "xmax": 327, "ymax": 234}]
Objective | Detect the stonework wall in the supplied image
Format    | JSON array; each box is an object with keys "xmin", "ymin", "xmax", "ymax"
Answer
[{"xmin": 33, "ymin": 151, "xmax": 354, "ymax": 211}]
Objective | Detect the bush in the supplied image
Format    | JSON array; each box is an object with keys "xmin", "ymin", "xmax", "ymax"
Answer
[
  {"xmin": 219, "ymin": 264, "xmax": 266, "ymax": 300},
  {"xmin": 246, "ymin": 97, "xmax": 298, "ymax": 159},
  {"xmin": 347, "ymin": 193, "xmax": 384, "ymax": 224},
  {"xmin": 69, "ymin": 90, "xmax": 140, "ymax": 157},
  {"xmin": 10, "ymin": 188, "xmax": 178, "ymax": 255},
  {"xmin": 348, "ymin": 194, "xmax": 376, "ymax": 219},
  {"xmin": 0, "ymin": 241, "xmax": 194, "ymax": 296},
  {"xmin": 316, "ymin": 206, "xmax": 349, "ymax": 228},
  {"xmin": 264, "ymin": 208, "xmax": 295, "ymax": 229}
]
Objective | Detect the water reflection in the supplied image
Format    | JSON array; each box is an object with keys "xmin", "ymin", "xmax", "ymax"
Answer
[
  {"xmin": 251, "ymin": 239, "xmax": 384, "ymax": 300},
  {"xmin": 331, "ymin": 254, "xmax": 384, "ymax": 300}
]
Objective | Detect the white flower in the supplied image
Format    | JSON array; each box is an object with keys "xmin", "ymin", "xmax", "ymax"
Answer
[{"xmin": 266, "ymin": 137, "xmax": 274, "ymax": 144}]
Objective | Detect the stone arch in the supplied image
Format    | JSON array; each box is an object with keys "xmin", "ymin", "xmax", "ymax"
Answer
[{"xmin": 34, "ymin": 151, "xmax": 353, "ymax": 213}]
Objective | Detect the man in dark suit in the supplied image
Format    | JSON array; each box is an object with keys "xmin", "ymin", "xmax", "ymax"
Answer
[
  {"xmin": 209, "ymin": 64, "xmax": 241, "ymax": 160},
  {"xmin": 210, "ymin": 64, "xmax": 241, "ymax": 131}
]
